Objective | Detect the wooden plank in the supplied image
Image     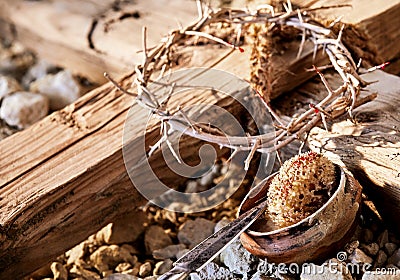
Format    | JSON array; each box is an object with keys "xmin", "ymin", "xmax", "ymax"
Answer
[
  {"xmin": 307, "ymin": 70, "xmax": 400, "ymax": 233},
  {"xmin": 0, "ymin": 46, "xmax": 254, "ymax": 278},
  {"xmin": 0, "ymin": 0, "xmax": 198, "ymax": 83},
  {"xmin": 1, "ymin": 0, "xmax": 399, "ymax": 87},
  {"xmin": 293, "ymin": 0, "xmax": 400, "ymax": 73}
]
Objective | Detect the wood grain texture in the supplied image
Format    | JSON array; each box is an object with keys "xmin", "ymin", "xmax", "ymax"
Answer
[
  {"xmin": 0, "ymin": 0, "xmax": 198, "ymax": 83},
  {"xmin": 293, "ymin": 0, "xmax": 400, "ymax": 73},
  {"xmin": 308, "ymin": 70, "xmax": 400, "ymax": 233},
  {"xmin": 0, "ymin": 47, "xmax": 254, "ymax": 278},
  {"xmin": 1, "ymin": 0, "xmax": 399, "ymax": 86}
]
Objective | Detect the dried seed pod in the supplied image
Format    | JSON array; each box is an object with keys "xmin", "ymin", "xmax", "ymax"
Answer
[
  {"xmin": 266, "ymin": 151, "xmax": 336, "ymax": 228},
  {"xmin": 238, "ymin": 153, "xmax": 362, "ymax": 264}
]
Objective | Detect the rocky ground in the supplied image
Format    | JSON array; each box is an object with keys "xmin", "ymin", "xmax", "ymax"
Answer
[
  {"xmin": 1, "ymin": 37, "xmax": 399, "ymax": 280},
  {"xmin": 0, "ymin": 39, "xmax": 95, "ymax": 139},
  {"xmin": 26, "ymin": 166, "xmax": 400, "ymax": 280}
]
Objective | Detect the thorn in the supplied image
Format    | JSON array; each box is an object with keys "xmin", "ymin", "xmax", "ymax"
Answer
[
  {"xmin": 367, "ymin": 62, "xmax": 390, "ymax": 72},
  {"xmin": 309, "ymin": 103, "xmax": 320, "ymax": 114}
]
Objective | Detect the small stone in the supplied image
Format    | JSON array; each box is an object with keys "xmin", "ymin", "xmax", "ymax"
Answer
[
  {"xmin": 362, "ymin": 270, "xmax": 400, "ymax": 279},
  {"xmin": 375, "ymin": 250, "xmax": 388, "ymax": 266},
  {"xmin": 362, "ymin": 229, "xmax": 375, "ymax": 244},
  {"xmin": 0, "ymin": 42, "xmax": 35, "ymax": 76},
  {"xmin": 196, "ymin": 262, "xmax": 237, "ymax": 280},
  {"xmin": 0, "ymin": 91, "xmax": 48, "ymax": 128},
  {"xmin": 139, "ymin": 262, "xmax": 152, "ymax": 277},
  {"xmin": 121, "ymin": 244, "xmax": 140, "ymax": 256},
  {"xmin": 176, "ymin": 248, "xmax": 190, "ymax": 260},
  {"xmin": 250, "ymin": 272, "xmax": 278, "ymax": 280},
  {"xmin": 361, "ymin": 243, "xmax": 379, "ymax": 256},
  {"xmin": 349, "ymin": 248, "xmax": 373, "ymax": 265},
  {"xmin": 153, "ymin": 259, "xmax": 173, "ymax": 275},
  {"xmin": 144, "ymin": 225, "xmax": 173, "ymax": 254},
  {"xmin": 122, "ymin": 267, "xmax": 139, "ymax": 276},
  {"xmin": 96, "ymin": 211, "xmax": 147, "ymax": 245},
  {"xmin": 178, "ymin": 218, "xmax": 215, "ymax": 249},
  {"xmin": 30, "ymin": 70, "xmax": 81, "ymax": 110},
  {"xmin": 345, "ymin": 241, "xmax": 360, "ymax": 255},
  {"xmin": 0, "ymin": 75, "xmax": 22, "ymax": 99},
  {"xmin": 69, "ymin": 264, "xmax": 101, "ymax": 279},
  {"xmin": 386, "ymin": 264, "xmax": 400, "ymax": 272},
  {"xmin": 388, "ymin": 248, "xmax": 400, "ymax": 266},
  {"xmin": 300, "ymin": 263, "xmax": 353, "ymax": 280},
  {"xmin": 50, "ymin": 262, "xmax": 68, "ymax": 280},
  {"xmin": 103, "ymin": 274, "xmax": 141, "ymax": 280},
  {"xmin": 377, "ymin": 230, "xmax": 389, "ymax": 248},
  {"xmin": 102, "ymin": 270, "xmax": 114, "ymax": 277},
  {"xmin": 153, "ymin": 244, "xmax": 186, "ymax": 260},
  {"xmin": 214, "ymin": 217, "xmax": 230, "ymax": 233},
  {"xmin": 199, "ymin": 165, "xmax": 219, "ymax": 187},
  {"xmin": 66, "ymin": 241, "xmax": 87, "ymax": 266},
  {"xmin": 89, "ymin": 245, "xmax": 137, "ymax": 273},
  {"xmin": 22, "ymin": 59, "xmax": 58, "ymax": 87},
  {"xmin": 385, "ymin": 243, "xmax": 398, "ymax": 256},
  {"xmin": 220, "ymin": 239, "xmax": 257, "ymax": 277},
  {"xmin": 115, "ymin": 262, "xmax": 133, "ymax": 273},
  {"xmin": 185, "ymin": 180, "xmax": 200, "ymax": 193}
]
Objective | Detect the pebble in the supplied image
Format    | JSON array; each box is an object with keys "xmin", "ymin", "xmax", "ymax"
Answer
[
  {"xmin": 361, "ymin": 243, "xmax": 379, "ymax": 256},
  {"xmin": 375, "ymin": 250, "xmax": 388, "ymax": 267},
  {"xmin": 176, "ymin": 248, "xmax": 190, "ymax": 259},
  {"xmin": 362, "ymin": 229, "xmax": 374, "ymax": 244},
  {"xmin": 66, "ymin": 241, "xmax": 87, "ymax": 266},
  {"xmin": 219, "ymin": 239, "xmax": 257, "ymax": 277},
  {"xmin": 0, "ymin": 91, "xmax": 49, "ymax": 128},
  {"xmin": 69, "ymin": 264, "xmax": 100, "ymax": 279},
  {"xmin": 388, "ymin": 248, "xmax": 400, "ymax": 267},
  {"xmin": 345, "ymin": 241, "xmax": 360, "ymax": 255},
  {"xmin": 214, "ymin": 217, "xmax": 230, "ymax": 233},
  {"xmin": 349, "ymin": 248, "xmax": 373, "ymax": 265},
  {"xmin": 185, "ymin": 180, "xmax": 200, "ymax": 193},
  {"xmin": 115, "ymin": 262, "xmax": 133, "ymax": 273},
  {"xmin": 139, "ymin": 262, "xmax": 152, "ymax": 277},
  {"xmin": 377, "ymin": 230, "xmax": 389, "ymax": 248},
  {"xmin": 199, "ymin": 165, "xmax": 220, "ymax": 187},
  {"xmin": 50, "ymin": 262, "xmax": 68, "ymax": 280},
  {"xmin": 0, "ymin": 42, "xmax": 35, "ymax": 76},
  {"xmin": 96, "ymin": 211, "xmax": 147, "ymax": 245},
  {"xmin": 178, "ymin": 218, "xmax": 215, "ymax": 249},
  {"xmin": 104, "ymin": 274, "xmax": 141, "ymax": 280},
  {"xmin": 153, "ymin": 259, "xmax": 173, "ymax": 275},
  {"xmin": 30, "ymin": 69, "xmax": 81, "ymax": 110},
  {"xmin": 361, "ymin": 270, "xmax": 400, "ymax": 279},
  {"xmin": 196, "ymin": 262, "xmax": 237, "ymax": 280},
  {"xmin": 121, "ymin": 244, "xmax": 140, "ymax": 256},
  {"xmin": 89, "ymin": 245, "xmax": 137, "ymax": 273},
  {"xmin": 153, "ymin": 243, "xmax": 187, "ymax": 260},
  {"xmin": 144, "ymin": 225, "xmax": 173, "ymax": 254},
  {"xmin": 0, "ymin": 75, "xmax": 21, "ymax": 99},
  {"xmin": 384, "ymin": 243, "xmax": 398, "ymax": 256},
  {"xmin": 22, "ymin": 59, "xmax": 57, "ymax": 87},
  {"xmin": 300, "ymin": 263, "xmax": 353, "ymax": 280}
]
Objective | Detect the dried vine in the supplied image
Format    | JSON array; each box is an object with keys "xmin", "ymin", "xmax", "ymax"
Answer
[{"xmin": 106, "ymin": 0, "xmax": 378, "ymax": 165}]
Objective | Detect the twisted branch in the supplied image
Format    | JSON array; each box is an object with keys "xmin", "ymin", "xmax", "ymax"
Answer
[{"xmin": 106, "ymin": 0, "xmax": 377, "ymax": 165}]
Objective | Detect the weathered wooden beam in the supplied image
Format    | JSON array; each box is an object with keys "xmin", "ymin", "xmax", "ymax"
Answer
[
  {"xmin": 308, "ymin": 70, "xmax": 400, "ymax": 233},
  {"xmin": 294, "ymin": 0, "xmax": 400, "ymax": 73},
  {"xmin": 1, "ymin": 0, "xmax": 399, "ymax": 87},
  {"xmin": 0, "ymin": 0, "xmax": 198, "ymax": 83}
]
